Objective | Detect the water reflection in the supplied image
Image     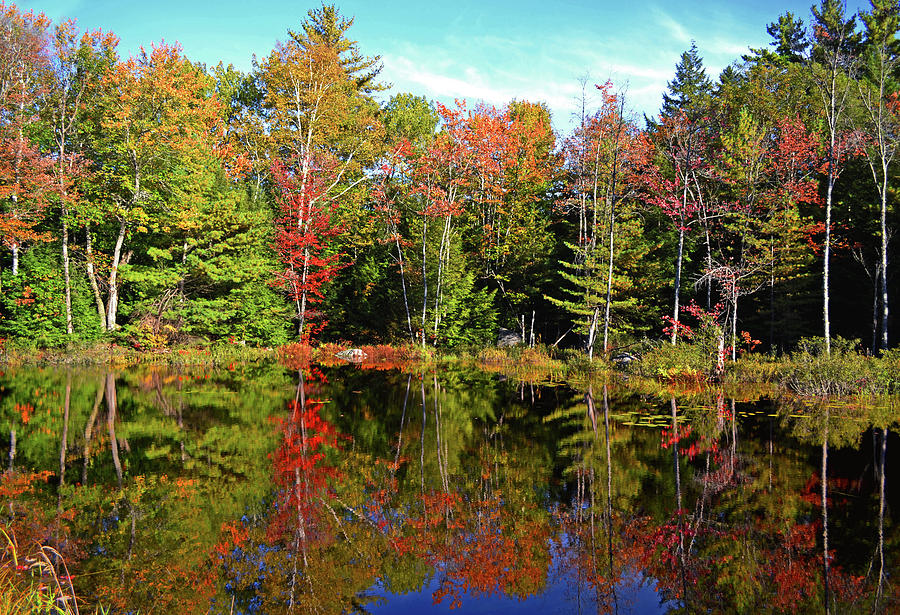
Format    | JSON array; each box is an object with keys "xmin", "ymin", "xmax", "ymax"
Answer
[{"xmin": 0, "ymin": 365, "xmax": 896, "ymax": 613}]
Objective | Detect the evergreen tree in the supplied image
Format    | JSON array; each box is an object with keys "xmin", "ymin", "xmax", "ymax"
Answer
[
  {"xmin": 661, "ymin": 41, "xmax": 713, "ymax": 120},
  {"xmin": 812, "ymin": 0, "xmax": 863, "ymax": 65},
  {"xmin": 767, "ymin": 12, "xmax": 809, "ymax": 62},
  {"xmin": 290, "ymin": 3, "xmax": 384, "ymax": 94}
]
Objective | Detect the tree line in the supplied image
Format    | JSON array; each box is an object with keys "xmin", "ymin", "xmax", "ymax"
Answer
[{"xmin": 0, "ymin": 0, "xmax": 898, "ymax": 355}]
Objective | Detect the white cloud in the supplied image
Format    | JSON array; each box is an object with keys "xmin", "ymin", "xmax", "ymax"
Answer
[
  {"xmin": 603, "ymin": 62, "xmax": 672, "ymax": 82},
  {"xmin": 384, "ymin": 54, "xmax": 512, "ymax": 105},
  {"xmin": 706, "ymin": 38, "xmax": 752, "ymax": 58},
  {"xmin": 652, "ymin": 8, "xmax": 693, "ymax": 44},
  {"xmin": 375, "ymin": 2, "xmax": 781, "ymax": 132}
]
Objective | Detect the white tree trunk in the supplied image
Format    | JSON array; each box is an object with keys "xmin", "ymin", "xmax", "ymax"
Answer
[
  {"xmin": 61, "ymin": 215, "xmax": 73, "ymax": 335},
  {"xmin": 106, "ymin": 219, "xmax": 127, "ymax": 331},
  {"xmin": 85, "ymin": 226, "xmax": 107, "ymax": 330},
  {"xmin": 672, "ymin": 227, "xmax": 685, "ymax": 344}
]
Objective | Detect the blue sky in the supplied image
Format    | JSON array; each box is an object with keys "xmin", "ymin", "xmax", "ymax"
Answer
[{"xmin": 22, "ymin": 0, "xmax": 871, "ymax": 131}]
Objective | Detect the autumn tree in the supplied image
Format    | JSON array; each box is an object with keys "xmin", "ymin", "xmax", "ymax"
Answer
[
  {"xmin": 258, "ymin": 3, "xmax": 382, "ymax": 337},
  {"xmin": 0, "ymin": 3, "xmax": 53, "ymax": 281},
  {"xmin": 647, "ymin": 44, "xmax": 715, "ymax": 344},
  {"xmin": 375, "ymin": 101, "xmax": 550, "ymax": 348},
  {"xmin": 369, "ymin": 94, "xmax": 440, "ymax": 341},
  {"xmin": 410, "ymin": 101, "xmax": 473, "ymax": 348},
  {"xmin": 551, "ymin": 83, "xmax": 649, "ymax": 358},
  {"xmin": 212, "ymin": 62, "xmax": 268, "ymax": 199},
  {"xmin": 728, "ymin": 31, "xmax": 825, "ymax": 349},
  {"xmin": 809, "ymin": 0, "xmax": 862, "ymax": 353},
  {"xmin": 645, "ymin": 112, "xmax": 707, "ymax": 344},
  {"xmin": 710, "ymin": 107, "xmax": 775, "ymax": 359},
  {"xmin": 763, "ymin": 116, "xmax": 821, "ymax": 350},
  {"xmin": 91, "ymin": 43, "xmax": 223, "ymax": 331},
  {"xmin": 271, "ymin": 159, "xmax": 348, "ymax": 338},
  {"xmin": 42, "ymin": 22, "xmax": 118, "ymax": 335},
  {"xmin": 461, "ymin": 101, "xmax": 555, "ymax": 316}
]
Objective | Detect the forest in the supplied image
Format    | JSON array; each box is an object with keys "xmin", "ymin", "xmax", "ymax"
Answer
[
  {"xmin": 3, "ymin": 3, "xmax": 900, "ymax": 612},
  {"xmin": 1, "ymin": 0, "xmax": 899, "ymax": 360}
]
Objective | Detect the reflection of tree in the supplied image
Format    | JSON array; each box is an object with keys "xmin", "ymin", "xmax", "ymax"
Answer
[
  {"xmin": 1, "ymin": 365, "xmax": 291, "ymax": 612},
  {"xmin": 273, "ymin": 368, "xmax": 339, "ymax": 609},
  {"xmin": 822, "ymin": 407, "xmax": 831, "ymax": 615},
  {"xmin": 601, "ymin": 386, "xmax": 617, "ymax": 612},
  {"xmin": 405, "ymin": 371, "xmax": 552, "ymax": 606},
  {"xmin": 105, "ymin": 372, "xmax": 124, "ymax": 489},
  {"xmin": 2, "ymin": 365, "xmax": 898, "ymax": 613},
  {"xmin": 548, "ymin": 383, "xmax": 637, "ymax": 614},
  {"xmin": 81, "ymin": 383, "xmax": 104, "ymax": 485},
  {"xmin": 872, "ymin": 427, "xmax": 888, "ymax": 610},
  {"xmin": 326, "ymin": 369, "xmax": 559, "ymax": 609},
  {"xmin": 223, "ymin": 366, "xmax": 394, "ymax": 614},
  {"xmin": 626, "ymin": 397, "xmax": 888, "ymax": 614}
]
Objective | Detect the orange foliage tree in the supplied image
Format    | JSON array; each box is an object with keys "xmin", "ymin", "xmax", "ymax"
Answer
[
  {"xmin": 92, "ymin": 42, "xmax": 223, "ymax": 330},
  {"xmin": 0, "ymin": 3, "xmax": 54, "ymax": 279}
]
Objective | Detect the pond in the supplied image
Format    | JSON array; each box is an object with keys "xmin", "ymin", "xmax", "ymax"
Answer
[{"xmin": 0, "ymin": 363, "xmax": 896, "ymax": 613}]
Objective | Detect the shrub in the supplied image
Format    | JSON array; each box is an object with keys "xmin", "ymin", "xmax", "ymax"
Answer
[
  {"xmin": 636, "ymin": 302, "xmax": 727, "ymax": 382},
  {"xmin": 780, "ymin": 337, "xmax": 872, "ymax": 396},
  {"xmin": 635, "ymin": 341, "xmax": 710, "ymax": 383},
  {"xmin": 726, "ymin": 352, "xmax": 781, "ymax": 383}
]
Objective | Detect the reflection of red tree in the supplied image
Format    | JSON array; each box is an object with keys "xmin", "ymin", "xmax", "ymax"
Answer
[
  {"xmin": 365, "ymin": 458, "xmax": 551, "ymax": 610},
  {"xmin": 552, "ymin": 509, "xmax": 641, "ymax": 613},
  {"xmin": 624, "ymin": 492, "xmax": 868, "ymax": 612},
  {"xmin": 267, "ymin": 367, "xmax": 341, "ymax": 545},
  {"xmin": 660, "ymin": 421, "xmax": 721, "ymax": 462},
  {"xmin": 414, "ymin": 493, "xmax": 549, "ymax": 608}
]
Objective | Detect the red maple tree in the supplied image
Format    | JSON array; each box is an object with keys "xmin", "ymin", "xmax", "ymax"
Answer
[{"xmin": 271, "ymin": 157, "xmax": 348, "ymax": 338}]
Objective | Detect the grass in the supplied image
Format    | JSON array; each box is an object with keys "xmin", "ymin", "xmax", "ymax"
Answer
[
  {"xmin": 776, "ymin": 338, "xmax": 900, "ymax": 397},
  {"xmin": 4, "ymin": 333, "xmax": 900, "ymax": 402},
  {"xmin": 467, "ymin": 345, "xmax": 571, "ymax": 384},
  {"xmin": 0, "ymin": 339, "xmax": 276, "ymax": 368},
  {"xmin": 0, "ymin": 527, "xmax": 107, "ymax": 615}
]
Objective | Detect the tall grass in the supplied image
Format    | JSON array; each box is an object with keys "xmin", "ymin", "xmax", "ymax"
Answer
[
  {"xmin": 0, "ymin": 339, "xmax": 276, "ymax": 368},
  {"xmin": 778, "ymin": 338, "xmax": 900, "ymax": 397},
  {"xmin": 474, "ymin": 345, "xmax": 568, "ymax": 383},
  {"xmin": 0, "ymin": 527, "xmax": 106, "ymax": 615}
]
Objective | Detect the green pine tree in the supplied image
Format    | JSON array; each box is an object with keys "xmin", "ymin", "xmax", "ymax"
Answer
[{"xmin": 661, "ymin": 41, "xmax": 713, "ymax": 120}]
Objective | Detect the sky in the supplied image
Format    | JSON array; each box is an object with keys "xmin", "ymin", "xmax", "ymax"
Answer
[{"xmin": 21, "ymin": 0, "xmax": 872, "ymax": 132}]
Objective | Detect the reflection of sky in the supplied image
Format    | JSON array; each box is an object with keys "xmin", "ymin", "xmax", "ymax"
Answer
[
  {"xmin": 22, "ymin": 0, "xmax": 871, "ymax": 132},
  {"xmin": 364, "ymin": 535, "xmax": 674, "ymax": 614}
]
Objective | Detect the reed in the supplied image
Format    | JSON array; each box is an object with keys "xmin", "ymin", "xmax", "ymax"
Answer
[{"xmin": 0, "ymin": 527, "xmax": 107, "ymax": 615}]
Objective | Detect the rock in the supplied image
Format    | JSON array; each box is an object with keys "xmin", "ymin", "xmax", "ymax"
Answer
[
  {"xmin": 335, "ymin": 348, "xmax": 367, "ymax": 362},
  {"xmin": 611, "ymin": 352, "xmax": 637, "ymax": 367},
  {"xmin": 497, "ymin": 327, "xmax": 522, "ymax": 348}
]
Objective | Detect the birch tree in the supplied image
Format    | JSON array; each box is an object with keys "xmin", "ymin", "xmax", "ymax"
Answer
[
  {"xmin": 94, "ymin": 44, "xmax": 222, "ymax": 330},
  {"xmin": 259, "ymin": 4, "xmax": 381, "ymax": 336},
  {"xmin": 857, "ymin": 0, "xmax": 899, "ymax": 351},
  {"xmin": 809, "ymin": 0, "xmax": 861, "ymax": 353}
]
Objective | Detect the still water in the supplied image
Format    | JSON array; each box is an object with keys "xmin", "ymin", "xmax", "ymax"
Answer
[{"xmin": 0, "ymin": 363, "xmax": 896, "ymax": 613}]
